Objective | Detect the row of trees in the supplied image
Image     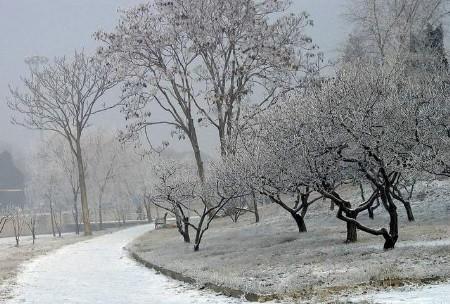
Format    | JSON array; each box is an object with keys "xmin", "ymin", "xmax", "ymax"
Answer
[
  {"xmin": 6, "ymin": 0, "xmax": 450, "ymax": 252},
  {"xmin": 8, "ymin": 0, "xmax": 317, "ymax": 237},
  {"xmin": 0, "ymin": 131, "xmax": 161, "ymax": 247},
  {"xmin": 117, "ymin": 0, "xmax": 450, "ymax": 251}
]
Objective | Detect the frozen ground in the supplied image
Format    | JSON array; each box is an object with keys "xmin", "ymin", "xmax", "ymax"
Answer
[
  {"xmin": 130, "ymin": 180, "xmax": 450, "ymax": 303},
  {"xmin": 5, "ymin": 224, "xmax": 246, "ymax": 304},
  {"xmin": 349, "ymin": 282, "xmax": 450, "ymax": 303}
]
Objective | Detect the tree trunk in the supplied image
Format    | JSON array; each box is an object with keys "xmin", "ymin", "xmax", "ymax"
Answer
[
  {"xmin": 49, "ymin": 201, "xmax": 56, "ymax": 237},
  {"xmin": 386, "ymin": 207, "xmax": 398, "ymax": 249},
  {"xmin": 359, "ymin": 182, "xmax": 366, "ymax": 201},
  {"xmin": 144, "ymin": 201, "xmax": 153, "ymax": 223},
  {"xmin": 188, "ymin": 123, "xmax": 205, "ymax": 183},
  {"xmin": 252, "ymin": 192, "xmax": 260, "ymax": 223},
  {"xmin": 368, "ymin": 206, "xmax": 374, "ymax": 219},
  {"xmin": 381, "ymin": 190, "xmax": 399, "ymax": 250},
  {"xmin": 330, "ymin": 201, "xmax": 335, "ymax": 211},
  {"xmin": 31, "ymin": 218, "xmax": 36, "ymax": 245},
  {"xmin": 182, "ymin": 219, "xmax": 190, "ymax": 243},
  {"xmin": 98, "ymin": 200, "xmax": 103, "ymax": 230},
  {"xmin": 402, "ymin": 201, "xmax": 415, "ymax": 222},
  {"xmin": 54, "ymin": 211, "xmax": 62, "ymax": 238},
  {"xmin": 368, "ymin": 199, "xmax": 380, "ymax": 219},
  {"xmin": 73, "ymin": 199, "xmax": 80, "ymax": 235},
  {"xmin": 345, "ymin": 211, "xmax": 358, "ymax": 243},
  {"xmin": 193, "ymin": 215, "xmax": 206, "ymax": 251},
  {"xmin": 194, "ymin": 230, "xmax": 200, "ymax": 251},
  {"xmin": 291, "ymin": 212, "xmax": 307, "ymax": 233},
  {"xmin": 76, "ymin": 141, "xmax": 92, "ymax": 236},
  {"xmin": 383, "ymin": 236, "xmax": 396, "ymax": 249}
]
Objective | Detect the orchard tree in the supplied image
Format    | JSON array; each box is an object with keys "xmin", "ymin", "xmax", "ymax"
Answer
[
  {"xmin": 96, "ymin": 0, "xmax": 317, "ymax": 187},
  {"xmin": 227, "ymin": 103, "xmax": 324, "ymax": 233},
  {"xmin": 311, "ymin": 56, "xmax": 450, "ymax": 248},
  {"xmin": 8, "ymin": 51, "xmax": 122, "ymax": 235},
  {"xmin": 150, "ymin": 158, "xmax": 197, "ymax": 243},
  {"xmin": 149, "ymin": 156, "xmax": 246, "ymax": 251}
]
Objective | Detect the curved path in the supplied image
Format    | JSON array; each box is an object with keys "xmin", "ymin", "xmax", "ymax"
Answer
[{"xmin": 7, "ymin": 224, "xmax": 244, "ymax": 304}]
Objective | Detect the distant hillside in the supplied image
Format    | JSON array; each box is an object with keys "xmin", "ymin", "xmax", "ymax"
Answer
[{"xmin": 0, "ymin": 151, "xmax": 25, "ymax": 208}]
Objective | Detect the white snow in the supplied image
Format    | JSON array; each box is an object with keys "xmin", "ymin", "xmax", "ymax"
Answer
[
  {"xmin": 350, "ymin": 283, "xmax": 450, "ymax": 304},
  {"xmin": 6, "ymin": 224, "xmax": 245, "ymax": 304}
]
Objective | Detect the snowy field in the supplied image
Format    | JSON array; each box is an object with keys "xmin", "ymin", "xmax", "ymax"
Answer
[
  {"xmin": 130, "ymin": 181, "xmax": 450, "ymax": 303},
  {"xmin": 0, "ymin": 182, "xmax": 447, "ymax": 303},
  {"xmin": 5, "ymin": 224, "xmax": 246, "ymax": 304}
]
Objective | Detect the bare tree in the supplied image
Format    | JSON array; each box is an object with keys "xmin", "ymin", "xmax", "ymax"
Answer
[
  {"xmin": 150, "ymin": 159, "xmax": 197, "ymax": 243},
  {"xmin": 345, "ymin": 0, "xmax": 449, "ymax": 61},
  {"xmin": 25, "ymin": 212, "xmax": 37, "ymax": 245},
  {"xmin": 97, "ymin": 0, "xmax": 316, "ymax": 191},
  {"xmin": 311, "ymin": 58, "xmax": 450, "ymax": 248},
  {"xmin": 44, "ymin": 135, "xmax": 82, "ymax": 234},
  {"xmin": 9, "ymin": 207, "xmax": 24, "ymax": 247},
  {"xmin": 8, "ymin": 51, "xmax": 122, "ymax": 236},
  {"xmin": 227, "ymin": 115, "xmax": 323, "ymax": 233},
  {"xmin": 150, "ymin": 158, "xmax": 246, "ymax": 250},
  {"xmin": 86, "ymin": 131, "xmax": 121, "ymax": 230}
]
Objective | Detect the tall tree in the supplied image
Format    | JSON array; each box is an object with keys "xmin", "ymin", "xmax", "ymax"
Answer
[
  {"xmin": 96, "ymin": 0, "xmax": 316, "ymax": 185},
  {"xmin": 9, "ymin": 51, "xmax": 122, "ymax": 235}
]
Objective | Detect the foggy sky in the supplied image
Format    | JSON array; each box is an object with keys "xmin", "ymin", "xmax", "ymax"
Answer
[{"xmin": 0, "ymin": 0, "xmax": 349, "ymax": 159}]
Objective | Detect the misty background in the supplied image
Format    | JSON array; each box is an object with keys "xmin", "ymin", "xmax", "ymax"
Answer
[{"xmin": 0, "ymin": 0, "xmax": 348, "ymax": 165}]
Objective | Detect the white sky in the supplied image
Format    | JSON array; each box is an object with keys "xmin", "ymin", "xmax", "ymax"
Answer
[{"xmin": 0, "ymin": 0, "xmax": 349, "ymax": 159}]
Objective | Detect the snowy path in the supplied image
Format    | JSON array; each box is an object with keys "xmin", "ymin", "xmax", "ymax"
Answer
[{"xmin": 6, "ymin": 224, "xmax": 244, "ymax": 304}]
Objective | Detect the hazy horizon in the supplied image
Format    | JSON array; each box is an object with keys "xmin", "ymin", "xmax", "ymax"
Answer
[{"xmin": 0, "ymin": 0, "xmax": 348, "ymax": 162}]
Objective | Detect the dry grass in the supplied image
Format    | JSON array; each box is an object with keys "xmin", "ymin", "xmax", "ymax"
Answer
[{"xmin": 129, "ymin": 180, "xmax": 450, "ymax": 302}]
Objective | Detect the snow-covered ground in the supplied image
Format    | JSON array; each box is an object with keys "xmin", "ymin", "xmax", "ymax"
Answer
[
  {"xmin": 6, "ymin": 224, "xmax": 245, "ymax": 304},
  {"xmin": 350, "ymin": 283, "xmax": 450, "ymax": 303}
]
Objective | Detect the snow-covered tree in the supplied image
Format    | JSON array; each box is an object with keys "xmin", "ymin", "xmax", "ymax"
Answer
[
  {"xmin": 149, "ymin": 156, "xmax": 245, "ymax": 251},
  {"xmin": 42, "ymin": 135, "xmax": 82, "ymax": 234},
  {"xmin": 28, "ymin": 146, "xmax": 67, "ymax": 237},
  {"xmin": 345, "ymin": 0, "xmax": 449, "ymax": 62},
  {"xmin": 85, "ymin": 131, "xmax": 122, "ymax": 230},
  {"xmin": 310, "ymin": 56, "xmax": 450, "ymax": 248},
  {"xmin": 96, "ymin": 0, "xmax": 317, "ymax": 187},
  {"xmin": 150, "ymin": 158, "xmax": 197, "ymax": 243},
  {"xmin": 229, "ymin": 50, "xmax": 450, "ymax": 249},
  {"xmin": 8, "ymin": 51, "xmax": 122, "ymax": 236},
  {"xmin": 226, "ymin": 101, "xmax": 325, "ymax": 233}
]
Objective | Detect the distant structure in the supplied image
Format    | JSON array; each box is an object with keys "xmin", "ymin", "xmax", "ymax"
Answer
[{"xmin": 0, "ymin": 151, "xmax": 25, "ymax": 209}]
